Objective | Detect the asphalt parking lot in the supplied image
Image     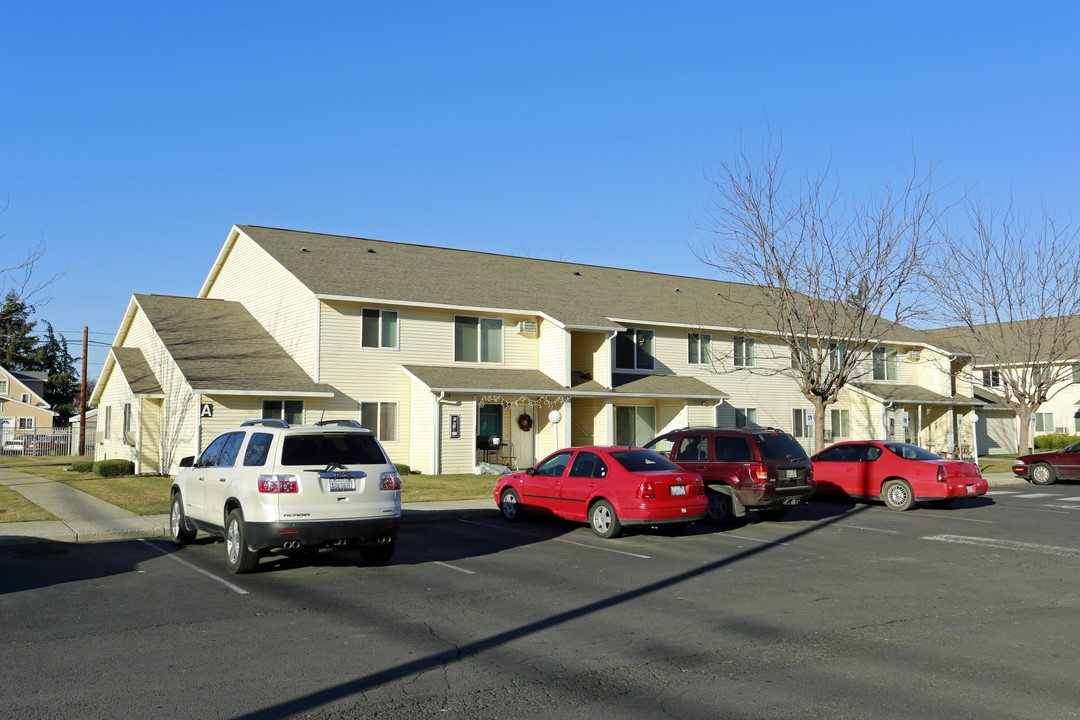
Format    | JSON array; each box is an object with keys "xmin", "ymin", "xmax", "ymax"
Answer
[{"xmin": 4, "ymin": 487, "xmax": 1080, "ymax": 719}]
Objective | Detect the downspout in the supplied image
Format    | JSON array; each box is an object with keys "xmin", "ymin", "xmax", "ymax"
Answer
[{"xmin": 432, "ymin": 392, "xmax": 445, "ymax": 475}]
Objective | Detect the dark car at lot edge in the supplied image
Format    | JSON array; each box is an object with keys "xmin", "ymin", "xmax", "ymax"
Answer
[
  {"xmin": 494, "ymin": 446, "xmax": 707, "ymax": 538},
  {"xmin": 1012, "ymin": 440, "xmax": 1080, "ymax": 485},
  {"xmin": 644, "ymin": 427, "xmax": 815, "ymax": 524}
]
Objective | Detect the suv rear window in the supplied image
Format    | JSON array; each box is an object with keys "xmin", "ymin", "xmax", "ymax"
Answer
[
  {"xmin": 754, "ymin": 433, "xmax": 809, "ymax": 462},
  {"xmin": 280, "ymin": 433, "xmax": 389, "ymax": 466}
]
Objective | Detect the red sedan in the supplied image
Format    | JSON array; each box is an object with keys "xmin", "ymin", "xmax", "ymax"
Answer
[
  {"xmin": 494, "ymin": 446, "xmax": 707, "ymax": 537},
  {"xmin": 811, "ymin": 441, "xmax": 988, "ymax": 511}
]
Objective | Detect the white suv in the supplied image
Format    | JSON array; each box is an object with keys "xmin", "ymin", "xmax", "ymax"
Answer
[{"xmin": 170, "ymin": 419, "xmax": 402, "ymax": 574}]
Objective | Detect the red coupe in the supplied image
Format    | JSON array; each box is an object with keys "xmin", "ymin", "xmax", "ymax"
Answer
[
  {"xmin": 811, "ymin": 441, "xmax": 988, "ymax": 511},
  {"xmin": 494, "ymin": 446, "xmax": 707, "ymax": 537}
]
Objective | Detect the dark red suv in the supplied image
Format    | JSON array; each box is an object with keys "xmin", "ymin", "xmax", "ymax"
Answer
[{"xmin": 644, "ymin": 427, "xmax": 815, "ymax": 523}]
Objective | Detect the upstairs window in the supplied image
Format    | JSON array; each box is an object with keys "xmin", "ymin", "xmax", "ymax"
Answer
[
  {"xmin": 1073, "ymin": 364, "xmax": 1080, "ymax": 384},
  {"xmin": 733, "ymin": 336, "xmax": 755, "ymax": 367},
  {"xmin": 455, "ymin": 316, "xmax": 503, "ymax": 363},
  {"xmin": 982, "ymin": 369, "xmax": 1001, "ymax": 388},
  {"xmin": 872, "ymin": 347, "xmax": 899, "ymax": 381},
  {"xmin": 0, "ymin": 379, "xmax": 7, "ymax": 395},
  {"xmin": 362, "ymin": 309, "xmax": 398, "ymax": 349},
  {"xmin": 688, "ymin": 332, "xmax": 711, "ymax": 365},
  {"xmin": 615, "ymin": 329, "xmax": 655, "ymax": 371},
  {"xmin": 829, "ymin": 343, "xmax": 846, "ymax": 373}
]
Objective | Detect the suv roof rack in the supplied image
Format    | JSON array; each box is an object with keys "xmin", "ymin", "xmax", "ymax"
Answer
[
  {"xmin": 315, "ymin": 420, "xmax": 366, "ymax": 428},
  {"xmin": 241, "ymin": 419, "xmax": 290, "ymax": 428}
]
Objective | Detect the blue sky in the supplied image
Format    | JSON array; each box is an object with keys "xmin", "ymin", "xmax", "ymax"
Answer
[{"xmin": 3, "ymin": 2, "xmax": 1078, "ymax": 379}]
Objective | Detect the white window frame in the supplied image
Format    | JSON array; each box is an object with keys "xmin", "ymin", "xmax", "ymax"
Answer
[
  {"xmin": 688, "ymin": 332, "xmax": 712, "ymax": 365},
  {"xmin": 361, "ymin": 401, "xmax": 398, "ymax": 443},
  {"xmin": 829, "ymin": 343, "xmax": 846, "ymax": 373},
  {"xmin": 262, "ymin": 399, "xmax": 304, "ymax": 425},
  {"xmin": 830, "ymin": 408, "xmax": 850, "ymax": 438},
  {"xmin": 733, "ymin": 336, "xmax": 756, "ymax": 367},
  {"xmin": 615, "ymin": 328, "xmax": 655, "ymax": 371},
  {"xmin": 104, "ymin": 406, "xmax": 112, "ymax": 440},
  {"xmin": 615, "ymin": 405, "xmax": 656, "ymax": 446},
  {"xmin": 1034, "ymin": 412, "xmax": 1054, "ymax": 434},
  {"xmin": 361, "ymin": 308, "xmax": 399, "ymax": 350},
  {"xmin": 455, "ymin": 315, "xmax": 503, "ymax": 364},
  {"xmin": 734, "ymin": 407, "xmax": 757, "ymax": 428},
  {"xmin": 792, "ymin": 408, "xmax": 812, "ymax": 439},
  {"xmin": 17, "ymin": 417, "xmax": 34, "ymax": 431},
  {"xmin": 0, "ymin": 379, "xmax": 8, "ymax": 395},
  {"xmin": 982, "ymin": 369, "xmax": 1001, "ymax": 388},
  {"xmin": 873, "ymin": 347, "xmax": 899, "ymax": 381}
]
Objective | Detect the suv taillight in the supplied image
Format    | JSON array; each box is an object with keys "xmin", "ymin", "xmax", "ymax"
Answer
[
  {"xmin": 937, "ymin": 465, "xmax": 947, "ymax": 483},
  {"xmin": 380, "ymin": 471, "xmax": 402, "ymax": 491},
  {"xmin": 750, "ymin": 464, "xmax": 769, "ymax": 482},
  {"xmin": 258, "ymin": 475, "xmax": 299, "ymax": 493}
]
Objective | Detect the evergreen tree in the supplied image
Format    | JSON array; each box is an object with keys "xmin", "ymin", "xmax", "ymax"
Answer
[
  {"xmin": 37, "ymin": 323, "xmax": 80, "ymax": 422},
  {"xmin": 0, "ymin": 290, "xmax": 41, "ymax": 369}
]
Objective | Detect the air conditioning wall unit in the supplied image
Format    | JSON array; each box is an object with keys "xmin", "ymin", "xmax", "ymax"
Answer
[
  {"xmin": 518, "ymin": 320, "xmax": 539, "ymax": 335},
  {"xmin": 907, "ymin": 349, "xmax": 921, "ymax": 361}
]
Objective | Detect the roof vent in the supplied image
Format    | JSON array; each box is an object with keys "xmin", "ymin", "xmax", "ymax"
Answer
[
  {"xmin": 674, "ymin": 288, "xmax": 681, "ymax": 292},
  {"xmin": 573, "ymin": 271, "xmax": 581, "ymax": 276},
  {"xmin": 300, "ymin": 248, "xmax": 311, "ymax": 253},
  {"xmin": 368, "ymin": 248, "xmax": 377, "ymax": 254}
]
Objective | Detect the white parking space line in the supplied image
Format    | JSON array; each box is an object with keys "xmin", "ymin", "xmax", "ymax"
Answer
[
  {"xmin": 1012, "ymin": 493, "xmax": 1060, "ymax": 499},
  {"xmin": 986, "ymin": 490, "xmax": 1021, "ymax": 495},
  {"xmin": 458, "ymin": 519, "xmax": 651, "ymax": 559},
  {"xmin": 433, "ymin": 561, "xmax": 476, "ymax": 575},
  {"xmin": 714, "ymin": 533, "xmax": 789, "ymax": 546},
  {"xmin": 795, "ymin": 519, "xmax": 899, "ymax": 534},
  {"xmin": 923, "ymin": 534, "xmax": 1080, "ymax": 559},
  {"xmin": 139, "ymin": 540, "xmax": 249, "ymax": 595}
]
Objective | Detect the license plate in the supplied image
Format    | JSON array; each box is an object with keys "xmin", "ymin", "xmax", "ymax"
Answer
[
  {"xmin": 966, "ymin": 484, "xmax": 975, "ymax": 495},
  {"xmin": 670, "ymin": 485, "xmax": 687, "ymax": 496},
  {"xmin": 329, "ymin": 477, "xmax": 356, "ymax": 492},
  {"xmin": 784, "ymin": 469, "xmax": 797, "ymax": 479}
]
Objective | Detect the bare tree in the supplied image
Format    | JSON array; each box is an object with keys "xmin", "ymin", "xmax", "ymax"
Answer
[
  {"xmin": 1, "ymin": 199, "xmax": 64, "ymax": 304},
  {"xmin": 701, "ymin": 139, "xmax": 944, "ymax": 450},
  {"xmin": 928, "ymin": 201, "xmax": 1080, "ymax": 454}
]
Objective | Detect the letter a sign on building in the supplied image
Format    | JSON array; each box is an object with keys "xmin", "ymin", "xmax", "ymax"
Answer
[{"xmin": 200, "ymin": 403, "xmax": 214, "ymax": 418}]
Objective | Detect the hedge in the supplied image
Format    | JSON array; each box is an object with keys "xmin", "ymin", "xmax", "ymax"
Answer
[
  {"xmin": 1033, "ymin": 433, "xmax": 1080, "ymax": 450},
  {"xmin": 394, "ymin": 463, "xmax": 411, "ymax": 476},
  {"xmin": 70, "ymin": 460, "xmax": 94, "ymax": 473},
  {"xmin": 93, "ymin": 459, "xmax": 135, "ymax": 477}
]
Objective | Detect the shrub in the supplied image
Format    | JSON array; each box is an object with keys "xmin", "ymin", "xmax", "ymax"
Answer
[
  {"xmin": 394, "ymin": 463, "xmax": 411, "ymax": 476},
  {"xmin": 1033, "ymin": 433, "xmax": 1080, "ymax": 450},
  {"xmin": 93, "ymin": 459, "xmax": 135, "ymax": 477},
  {"xmin": 71, "ymin": 460, "xmax": 94, "ymax": 473}
]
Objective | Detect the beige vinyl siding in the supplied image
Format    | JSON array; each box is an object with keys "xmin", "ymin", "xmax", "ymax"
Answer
[
  {"xmin": 440, "ymin": 395, "xmax": 475, "ymax": 474},
  {"xmin": 571, "ymin": 396, "xmax": 606, "ymax": 446},
  {"xmin": 203, "ymin": 233, "xmax": 320, "ymax": 377},
  {"xmin": 410, "ymin": 380, "xmax": 435, "ymax": 473},
  {"xmin": 538, "ymin": 322, "xmax": 569, "ymax": 383}
]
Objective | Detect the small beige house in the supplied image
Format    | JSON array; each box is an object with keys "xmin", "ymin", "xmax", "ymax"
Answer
[
  {"xmin": 92, "ymin": 225, "xmax": 987, "ymax": 475},
  {"xmin": 0, "ymin": 365, "xmax": 55, "ymax": 443}
]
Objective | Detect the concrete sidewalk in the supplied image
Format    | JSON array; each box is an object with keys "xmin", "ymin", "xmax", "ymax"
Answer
[
  {"xmin": 0, "ymin": 466, "xmax": 497, "ymax": 547},
  {"xmin": 0, "ymin": 466, "xmax": 1024, "ymax": 547}
]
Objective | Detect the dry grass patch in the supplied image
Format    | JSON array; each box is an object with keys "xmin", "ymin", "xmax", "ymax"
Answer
[
  {"xmin": 402, "ymin": 473, "xmax": 499, "ymax": 503},
  {"xmin": 0, "ymin": 484, "xmax": 59, "ymax": 523}
]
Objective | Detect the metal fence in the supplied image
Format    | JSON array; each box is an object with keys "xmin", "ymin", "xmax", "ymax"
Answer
[{"xmin": 0, "ymin": 428, "xmax": 93, "ymax": 458}]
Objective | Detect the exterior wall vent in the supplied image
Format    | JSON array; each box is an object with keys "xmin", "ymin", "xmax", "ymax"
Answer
[
  {"xmin": 907, "ymin": 350, "xmax": 921, "ymax": 361},
  {"xmin": 518, "ymin": 321, "xmax": 539, "ymax": 335}
]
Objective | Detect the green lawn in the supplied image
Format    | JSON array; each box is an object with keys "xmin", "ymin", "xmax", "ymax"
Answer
[{"xmin": 0, "ymin": 457, "xmax": 499, "ymax": 521}]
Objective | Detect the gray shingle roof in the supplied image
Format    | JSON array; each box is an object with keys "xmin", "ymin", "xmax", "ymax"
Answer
[
  {"xmin": 237, "ymin": 225, "xmax": 862, "ymax": 334},
  {"xmin": 849, "ymin": 382, "xmax": 980, "ymax": 407},
  {"xmin": 133, "ymin": 294, "xmax": 334, "ymax": 396},
  {"xmin": 403, "ymin": 365, "xmax": 726, "ymax": 399},
  {"xmin": 110, "ymin": 347, "xmax": 163, "ymax": 396}
]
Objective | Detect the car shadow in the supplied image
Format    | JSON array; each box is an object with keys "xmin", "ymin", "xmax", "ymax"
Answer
[{"xmin": 0, "ymin": 539, "xmax": 163, "ymax": 595}]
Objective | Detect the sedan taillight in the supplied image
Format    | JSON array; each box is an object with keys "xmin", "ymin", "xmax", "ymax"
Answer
[
  {"xmin": 258, "ymin": 475, "xmax": 299, "ymax": 493},
  {"xmin": 637, "ymin": 481, "xmax": 656, "ymax": 499},
  {"xmin": 936, "ymin": 465, "xmax": 947, "ymax": 483}
]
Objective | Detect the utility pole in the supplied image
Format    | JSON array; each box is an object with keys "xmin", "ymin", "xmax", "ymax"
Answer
[{"xmin": 79, "ymin": 326, "xmax": 87, "ymax": 456}]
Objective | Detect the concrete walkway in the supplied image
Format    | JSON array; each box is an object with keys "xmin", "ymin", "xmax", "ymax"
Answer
[
  {"xmin": 0, "ymin": 466, "xmax": 1025, "ymax": 547},
  {"xmin": 0, "ymin": 466, "xmax": 497, "ymax": 547}
]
